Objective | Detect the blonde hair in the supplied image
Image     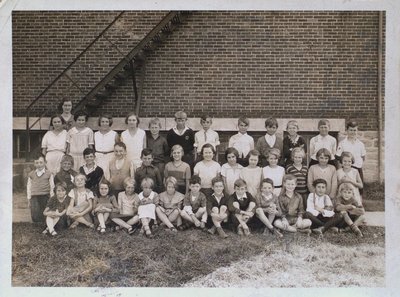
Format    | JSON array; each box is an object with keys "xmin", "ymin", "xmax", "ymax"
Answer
[
  {"xmin": 286, "ymin": 120, "xmax": 299, "ymax": 130},
  {"xmin": 267, "ymin": 148, "xmax": 281, "ymax": 159},
  {"xmin": 291, "ymin": 147, "xmax": 305, "ymax": 161}
]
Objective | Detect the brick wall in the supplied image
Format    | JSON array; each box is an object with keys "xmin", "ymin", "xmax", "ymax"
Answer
[{"xmin": 12, "ymin": 11, "xmax": 384, "ymax": 131}]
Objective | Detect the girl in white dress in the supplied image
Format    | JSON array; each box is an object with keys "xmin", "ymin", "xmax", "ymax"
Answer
[
  {"xmin": 94, "ymin": 114, "xmax": 119, "ymax": 181},
  {"xmin": 66, "ymin": 111, "xmax": 94, "ymax": 171},
  {"xmin": 137, "ymin": 177, "xmax": 159, "ymax": 238},
  {"xmin": 41, "ymin": 115, "xmax": 68, "ymax": 174},
  {"xmin": 262, "ymin": 148, "xmax": 285, "ymax": 196},
  {"xmin": 120, "ymin": 112, "xmax": 146, "ymax": 169},
  {"xmin": 221, "ymin": 147, "xmax": 243, "ymax": 195}
]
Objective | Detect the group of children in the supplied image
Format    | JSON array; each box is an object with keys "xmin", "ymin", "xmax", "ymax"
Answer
[{"xmin": 28, "ymin": 103, "xmax": 367, "ymax": 238}]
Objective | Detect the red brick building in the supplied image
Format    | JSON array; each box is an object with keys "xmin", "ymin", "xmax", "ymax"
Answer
[{"xmin": 12, "ymin": 11, "xmax": 385, "ymax": 182}]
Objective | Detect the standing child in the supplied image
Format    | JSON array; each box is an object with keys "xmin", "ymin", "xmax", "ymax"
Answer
[
  {"xmin": 120, "ymin": 112, "xmax": 146, "ymax": 169},
  {"xmin": 136, "ymin": 178, "xmax": 160, "ymax": 238},
  {"xmin": 262, "ymin": 148, "xmax": 285, "ymax": 197},
  {"xmin": 111, "ymin": 178, "xmax": 140, "ymax": 235},
  {"xmin": 164, "ymin": 145, "xmax": 191, "ymax": 195},
  {"xmin": 337, "ymin": 152, "xmax": 363, "ymax": 203},
  {"xmin": 221, "ymin": 147, "xmax": 243, "ymax": 196},
  {"xmin": 239, "ymin": 149, "xmax": 263, "ymax": 198},
  {"xmin": 60, "ymin": 98, "xmax": 74, "ymax": 131},
  {"xmin": 79, "ymin": 148, "xmax": 104, "ymax": 195},
  {"xmin": 305, "ymin": 179, "xmax": 343, "ymax": 235},
  {"xmin": 94, "ymin": 114, "xmax": 119, "ymax": 181},
  {"xmin": 134, "ymin": 148, "xmax": 163, "ymax": 193},
  {"xmin": 309, "ymin": 119, "xmax": 337, "ymax": 167},
  {"xmin": 228, "ymin": 117, "xmax": 254, "ymax": 166},
  {"xmin": 67, "ymin": 174, "xmax": 95, "ymax": 229},
  {"xmin": 308, "ymin": 148, "xmax": 338, "ymax": 199},
  {"xmin": 194, "ymin": 115, "xmax": 220, "ymax": 161},
  {"xmin": 256, "ymin": 117, "xmax": 283, "ymax": 167},
  {"xmin": 180, "ymin": 175, "xmax": 208, "ymax": 229},
  {"xmin": 206, "ymin": 177, "xmax": 229, "ymax": 238},
  {"xmin": 336, "ymin": 182, "xmax": 365, "ymax": 237},
  {"xmin": 42, "ymin": 182, "xmax": 71, "ymax": 236},
  {"xmin": 166, "ymin": 111, "xmax": 195, "ymax": 169},
  {"xmin": 41, "ymin": 114, "xmax": 67, "ymax": 175},
  {"xmin": 156, "ymin": 176, "xmax": 184, "ymax": 233},
  {"xmin": 193, "ymin": 143, "xmax": 221, "ymax": 197},
  {"xmin": 274, "ymin": 174, "xmax": 312, "ymax": 234},
  {"xmin": 92, "ymin": 180, "xmax": 119, "ymax": 233},
  {"xmin": 27, "ymin": 153, "xmax": 55, "ymax": 222},
  {"xmin": 66, "ymin": 111, "xmax": 94, "ymax": 171},
  {"xmin": 285, "ymin": 147, "xmax": 309, "ymax": 207},
  {"xmin": 336, "ymin": 120, "xmax": 366, "ymax": 187},
  {"xmin": 282, "ymin": 120, "xmax": 307, "ymax": 167},
  {"xmin": 54, "ymin": 154, "xmax": 77, "ymax": 193},
  {"xmin": 108, "ymin": 142, "xmax": 134, "ymax": 196},
  {"xmin": 146, "ymin": 118, "xmax": 169, "ymax": 180},
  {"xmin": 227, "ymin": 179, "xmax": 256, "ymax": 236},
  {"xmin": 255, "ymin": 178, "xmax": 283, "ymax": 238}
]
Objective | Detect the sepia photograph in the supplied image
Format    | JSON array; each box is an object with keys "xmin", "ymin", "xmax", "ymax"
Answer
[{"xmin": 1, "ymin": 0, "xmax": 399, "ymax": 296}]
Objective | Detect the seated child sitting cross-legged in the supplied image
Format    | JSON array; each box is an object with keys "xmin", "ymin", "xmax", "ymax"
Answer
[
  {"xmin": 227, "ymin": 178, "xmax": 256, "ymax": 236},
  {"xmin": 305, "ymin": 179, "xmax": 343, "ymax": 235},
  {"xmin": 156, "ymin": 176, "xmax": 185, "ymax": 233},
  {"xmin": 67, "ymin": 174, "xmax": 95, "ymax": 229},
  {"xmin": 274, "ymin": 174, "xmax": 312, "ymax": 234},
  {"xmin": 136, "ymin": 177, "xmax": 160, "ymax": 238},
  {"xmin": 42, "ymin": 181, "xmax": 71, "ymax": 236},
  {"xmin": 206, "ymin": 177, "xmax": 229, "ymax": 238},
  {"xmin": 335, "ymin": 182, "xmax": 365, "ymax": 237},
  {"xmin": 255, "ymin": 178, "xmax": 283, "ymax": 238},
  {"xmin": 180, "ymin": 175, "xmax": 208, "ymax": 230}
]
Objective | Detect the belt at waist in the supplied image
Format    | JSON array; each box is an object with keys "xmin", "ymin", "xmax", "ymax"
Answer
[
  {"xmin": 275, "ymin": 185, "xmax": 282, "ymax": 188},
  {"xmin": 96, "ymin": 151, "xmax": 114, "ymax": 154}
]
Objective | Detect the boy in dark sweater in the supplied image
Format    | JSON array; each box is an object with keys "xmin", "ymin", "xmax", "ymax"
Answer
[{"xmin": 79, "ymin": 148, "xmax": 104, "ymax": 195}]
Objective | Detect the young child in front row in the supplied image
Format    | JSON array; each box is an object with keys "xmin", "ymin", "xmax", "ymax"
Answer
[
  {"xmin": 256, "ymin": 117, "xmax": 283, "ymax": 167},
  {"xmin": 255, "ymin": 178, "xmax": 283, "ymax": 238},
  {"xmin": 274, "ymin": 174, "xmax": 312, "ymax": 234},
  {"xmin": 309, "ymin": 119, "xmax": 337, "ymax": 167},
  {"xmin": 285, "ymin": 147, "xmax": 308, "ymax": 207},
  {"xmin": 134, "ymin": 148, "xmax": 163, "ymax": 193},
  {"xmin": 194, "ymin": 115, "xmax": 220, "ymax": 161},
  {"xmin": 239, "ymin": 149, "xmax": 263, "ymax": 198},
  {"xmin": 156, "ymin": 176, "xmax": 184, "ymax": 233},
  {"xmin": 206, "ymin": 177, "xmax": 229, "ymax": 238},
  {"xmin": 79, "ymin": 147, "xmax": 104, "ymax": 195},
  {"xmin": 193, "ymin": 143, "xmax": 221, "ymax": 197},
  {"xmin": 305, "ymin": 179, "xmax": 343, "ymax": 235},
  {"xmin": 335, "ymin": 182, "xmax": 365, "ymax": 237},
  {"xmin": 67, "ymin": 174, "xmax": 95, "ymax": 229},
  {"xmin": 54, "ymin": 154, "xmax": 77, "ymax": 192},
  {"xmin": 308, "ymin": 148, "xmax": 338, "ymax": 199},
  {"xmin": 262, "ymin": 148, "xmax": 285, "ymax": 197},
  {"xmin": 221, "ymin": 147, "xmax": 243, "ymax": 196},
  {"xmin": 111, "ymin": 178, "xmax": 139, "ymax": 235},
  {"xmin": 42, "ymin": 181, "xmax": 71, "ymax": 236},
  {"xmin": 336, "ymin": 152, "xmax": 363, "ymax": 203},
  {"xmin": 180, "ymin": 175, "xmax": 208, "ymax": 230},
  {"xmin": 92, "ymin": 180, "xmax": 119, "ymax": 233},
  {"xmin": 282, "ymin": 120, "xmax": 307, "ymax": 167},
  {"xmin": 228, "ymin": 117, "xmax": 254, "ymax": 166},
  {"xmin": 136, "ymin": 178, "xmax": 160, "ymax": 238},
  {"xmin": 227, "ymin": 179, "xmax": 256, "ymax": 236},
  {"xmin": 27, "ymin": 153, "xmax": 55, "ymax": 223},
  {"xmin": 164, "ymin": 145, "xmax": 191, "ymax": 195}
]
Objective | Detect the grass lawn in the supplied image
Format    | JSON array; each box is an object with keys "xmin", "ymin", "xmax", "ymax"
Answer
[
  {"xmin": 12, "ymin": 223, "xmax": 384, "ymax": 287},
  {"xmin": 363, "ymin": 182, "xmax": 385, "ymax": 211}
]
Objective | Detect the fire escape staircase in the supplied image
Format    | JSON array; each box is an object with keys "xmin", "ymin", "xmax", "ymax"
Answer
[{"xmin": 24, "ymin": 11, "xmax": 190, "ymax": 160}]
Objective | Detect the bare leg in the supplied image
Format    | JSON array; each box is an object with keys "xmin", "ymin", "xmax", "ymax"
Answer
[
  {"xmin": 97, "ymin": 213, "xmax": 106, "ymax": 229},
  {"xmin": 156, "ymin": 207, "xmax": 174, "ymax": 229},
  {"xmin": 274, "ymin": 219, "xmax": 297, "ymax": 232},
  {"xmin": 255, "ymin": 208, "xmax": 273, "ymax": 229},
  {"xmin": 46, "ymin": 216, "xmax": 60, "ymax": 233}
]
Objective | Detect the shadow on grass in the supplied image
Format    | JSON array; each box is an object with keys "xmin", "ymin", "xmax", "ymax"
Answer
[{"xmin": 12, "ymin": 223, "xmax": 384, "ymax": 287}]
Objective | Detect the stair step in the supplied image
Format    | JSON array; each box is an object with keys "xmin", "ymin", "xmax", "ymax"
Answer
[{"xmin": 115, "ymin": 70, "xmax": 131, "ymax": 80}]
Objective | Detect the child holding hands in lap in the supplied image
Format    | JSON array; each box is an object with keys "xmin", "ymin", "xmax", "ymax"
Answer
[
  {"xmin": 136, "ymin": 178, "xmax": 160, "ymax": 238},
  {"xmin": 42, "ymin": 182, "xmax": 71, "ymax": 236},
  {"xmin": 206, "ymin": 177, "xmax": 229, "ymax": 238},
  {"xmin": 337, "ymin": 152, "xmax": 363, "ymax": 203},
  {"xmin": 92, "ymin": 180, "xmax": 119, "ymax": 233}
]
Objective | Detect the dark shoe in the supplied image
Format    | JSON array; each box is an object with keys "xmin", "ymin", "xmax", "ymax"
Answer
[
  {"xmin": 272, "ymin": 228, "xmax": 283, "ymax": 238},
  {"xmin": 207, "ymin": 226, "xmax": 216, "ymax": 235},
  {"xmin": 216, "ymin": 227, "xmax": 228, "ymax": 238}
]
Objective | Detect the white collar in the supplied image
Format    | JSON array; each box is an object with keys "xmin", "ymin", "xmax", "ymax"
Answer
[
  {"xmin": 36, "ymin": 168, "xmax": 46, "ymax": 176},
  {"xmin": 237, "ymin": 192, "xmax": 248, "ymax": 200},
  {"xmin": 173, "ymin": 126, "xmax": 189, "ymax": 136},
  {"xmin": 138, "ymin": 191, "xmax": 155, "ymax": 201},
  {"xmin": 82, "ymin": 163, "xmax": 97, "ymax": 174}
]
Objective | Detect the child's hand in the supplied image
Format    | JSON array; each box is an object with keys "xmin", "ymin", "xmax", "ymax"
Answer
[{"xmin": 282, "ymin": 219, "xmax": 289, "ymax": 229}]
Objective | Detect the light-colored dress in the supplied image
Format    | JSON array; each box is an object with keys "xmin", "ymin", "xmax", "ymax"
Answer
[
  {"xmin": 194, "ymin": 161, "xmax": 221, "ymax": 189},
  {"xmin": 337, "ymin": 168, "xmax": 362, "ymax": 203},
  {"xmin": 221, "ymin": 163, "xmax": 243, "ymax": 195},
  {"xmin": 137, "ymin": 191, "xmax": 158, "ymax": 220},
  {"xmin": 41, "ymin": 129, "xmax": 67, "ymax": 174},
  {"xmin": 67, "ymin": 127, "xmax": 94, "ymax": 171},
  {"xmin": 120, "ymin": 128, "xmax": 146, "ymax": 169},
  {"xmin": 262, "ymin": 165, "xmax": 285, "ymax": 196},
  {"xmin": 239, "ymin": 166, "xmax": 262, "ymax": 198},
  {"xmin": 94, "ymin": 130, "xmax": 117, "ymax": 180}
]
